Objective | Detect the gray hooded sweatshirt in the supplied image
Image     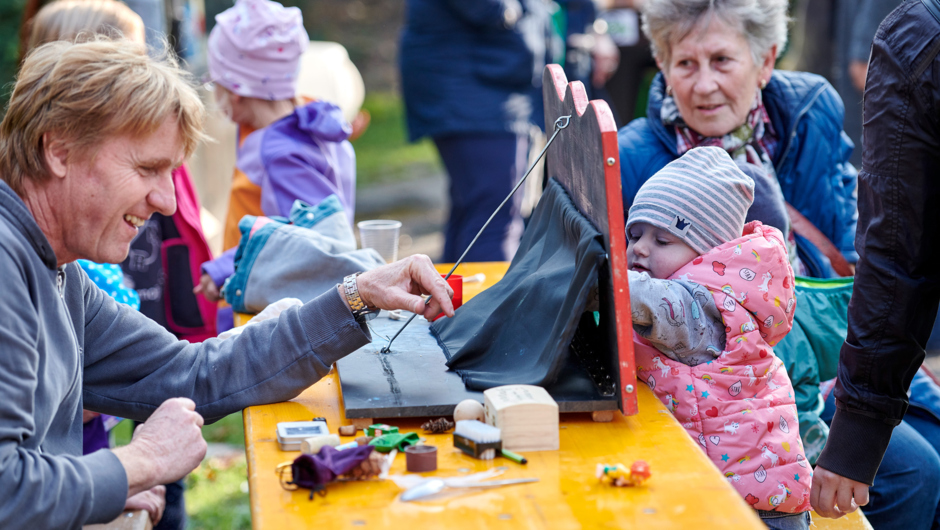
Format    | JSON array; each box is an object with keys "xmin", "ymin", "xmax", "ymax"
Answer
[{"xmin": 0, "ymin": 181, "xmax": 370, "ymax": 528}]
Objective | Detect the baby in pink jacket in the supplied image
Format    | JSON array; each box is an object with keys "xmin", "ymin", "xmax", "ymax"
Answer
[{"xmin": 627, "ymin": 147, "xmax": 811, "ymax": 529}]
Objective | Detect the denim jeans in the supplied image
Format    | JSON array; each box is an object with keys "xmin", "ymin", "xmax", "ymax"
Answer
[
  {"xmin": 822, "ymin": 374, "xmax": 940, "ymax": 530},
  {"xmin": 759, "ymin": 511, "xmax": 810, "ymax": 530}
]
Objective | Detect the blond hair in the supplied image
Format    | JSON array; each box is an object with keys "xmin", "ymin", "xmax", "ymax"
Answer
[
  {"xmin": 25, "ymin": 0, "xmax": 145, "ymax": 52},
  {"xmin": 0, "ymin": 37, "xmax": 207, "ymax": 194}
]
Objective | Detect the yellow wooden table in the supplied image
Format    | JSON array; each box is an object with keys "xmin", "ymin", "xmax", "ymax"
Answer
[{"xmin": 242, "ymin": 262, "xmax": 869, "ymax": 529}]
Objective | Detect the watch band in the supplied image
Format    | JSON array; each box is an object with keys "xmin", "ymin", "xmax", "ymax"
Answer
[{"xmin": 343, "ymin": 272, "xmax": 375, "ymax": 321}]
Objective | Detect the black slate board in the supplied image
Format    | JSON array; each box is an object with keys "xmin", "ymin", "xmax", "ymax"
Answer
[{"xmin": 335, "ymin": 311, "xmax": 618, "ymax": 419}]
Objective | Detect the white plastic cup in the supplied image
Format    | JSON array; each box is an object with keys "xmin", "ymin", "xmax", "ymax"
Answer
[{"xmin": 357, "ymin": 220, "xmax": 401, "ymax": 263}]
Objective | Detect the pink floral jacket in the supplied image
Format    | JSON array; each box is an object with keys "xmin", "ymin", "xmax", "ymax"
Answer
[{"xmin": 635, "ymin": 222, "xmax": 812, "ymax": 513}]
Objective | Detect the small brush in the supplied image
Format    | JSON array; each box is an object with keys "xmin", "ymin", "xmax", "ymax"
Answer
[{"xmin": 453, "ymin": 420, "xmax": 501, "ymax": 460}]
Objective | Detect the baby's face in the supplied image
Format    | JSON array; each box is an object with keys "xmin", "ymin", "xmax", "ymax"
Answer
[{"xmin": 627, "ymin": 222, "xmax": 700, "ymax": 279}]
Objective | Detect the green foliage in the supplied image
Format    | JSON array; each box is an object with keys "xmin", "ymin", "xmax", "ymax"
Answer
[
  {"xmin": 185, "ymin": 456, "xmax": 251, "ymax": 530},
  {"xmin": 110, "ymin": 413, "xmax": 251, "ymax": 529},
  {"xmin": 187, "ymin": 413, "xmax": 250, "ymax": 529},
  {"xmin": 352, "ymin": 92, "xmax": 442, "ymax": 187},
  {"xmin": 0, "ymin": 0, "xmax": 26, "ymax": 100},
  {"xmin": 110, "ymin": 417, "xmax": 133, "ymax": 447},
  {"xmin": 203, "ymin": 412, "xmax": 247, "ymax": 445}
]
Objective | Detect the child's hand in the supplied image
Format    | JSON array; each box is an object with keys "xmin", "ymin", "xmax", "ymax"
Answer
[{"xmin": 193, "ymin": 273, "xmax": 221, "ymax": 302}]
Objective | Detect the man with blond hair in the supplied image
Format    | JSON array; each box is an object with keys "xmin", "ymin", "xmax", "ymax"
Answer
[{"xmin": 0, "ymin": 37, "xmax": 454, "ymax": 529}]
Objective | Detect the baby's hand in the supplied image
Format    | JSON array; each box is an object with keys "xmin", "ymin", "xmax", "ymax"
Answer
[{"xmin": 193, "ymin": 273, "xmax": 221, "ymax": 302}]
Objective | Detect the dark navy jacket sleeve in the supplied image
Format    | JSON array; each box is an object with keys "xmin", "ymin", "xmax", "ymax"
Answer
[{"xmin": 817, "ymin": 0, "xmax": 940, "ymax": 485}]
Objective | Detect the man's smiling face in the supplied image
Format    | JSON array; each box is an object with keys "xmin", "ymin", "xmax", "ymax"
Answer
[{"xmin": 57, "ymin": 117, "xmax": 182, "ymax": 264}]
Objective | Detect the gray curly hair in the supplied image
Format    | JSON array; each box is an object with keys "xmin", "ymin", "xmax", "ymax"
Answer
[{"xmin": 641, "ymin": 0, "xmax": 789, "ymax": 65}]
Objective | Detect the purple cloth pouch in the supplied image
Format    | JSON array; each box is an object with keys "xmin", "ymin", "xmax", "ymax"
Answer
[{"xmin": 286, "ymin": 445, "xmax": 374, "ymax": 498}]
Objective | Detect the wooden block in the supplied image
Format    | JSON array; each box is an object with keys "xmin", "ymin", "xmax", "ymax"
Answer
[
  {"xmin": 338, "ymin": 424, "xmax": 357, "ymax": 436},
  {"xmin": 591, "ymin": 410, "xmax": 615, "ymax": 423},
  {"xmin": 349, "ymin": 418, "xmax": 373, "ymax": 430},
  {"xmin": 484, "ymin": 385, "xmax": 559, "ymax": 452},
  {"xmin": 83, "ymin": 510, "xmax": 152, "ymax": 530}
]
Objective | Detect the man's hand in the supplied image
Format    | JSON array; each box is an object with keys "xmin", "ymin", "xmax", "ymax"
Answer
[
  {"xmin": 124, "ymin": 485, "xmax": 166, "ymax": 526},
  {"xmin": 112, "ymin": 398, "xmax": 207, "ymax": 498},
  {"xmin": 193, "ymin": 273, "xmax": 221, "ymax": 302},
  {"xmin": 811, "ymin": 465, "xmax": 869, "ymax": 518},
  {"xmin": 353, "ymin": 255, "xmax": 455, "ymax": 320}
]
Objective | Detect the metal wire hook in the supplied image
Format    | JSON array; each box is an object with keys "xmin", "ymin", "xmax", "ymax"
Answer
[{"xmin": 378, "ymin": 115, "xmax": 573, "ymax": 354}]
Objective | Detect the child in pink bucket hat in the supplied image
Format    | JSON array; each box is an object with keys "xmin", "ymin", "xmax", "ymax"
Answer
[
  {"xmin": 198, "ymin": 0, "xmax": 357, "ymax": 333},
  {"xmin": 207, "ymin": 0, "xmax": 307, "ymax": 101}
]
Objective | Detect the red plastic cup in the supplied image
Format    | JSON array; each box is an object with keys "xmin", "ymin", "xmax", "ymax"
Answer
[{"xmin": 433, "ymin": 274, "xmax": 462, "ymax": 321}]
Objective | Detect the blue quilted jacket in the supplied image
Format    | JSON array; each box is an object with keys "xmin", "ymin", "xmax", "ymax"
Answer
[{"xmin": 618, "ymin": 70, "xmax": 859, "ymax": 276}]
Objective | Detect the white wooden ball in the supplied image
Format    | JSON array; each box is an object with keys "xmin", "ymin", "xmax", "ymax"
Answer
[{"xmin": 453, "ymin": 399, "xmax": 485, "ymax": 423}]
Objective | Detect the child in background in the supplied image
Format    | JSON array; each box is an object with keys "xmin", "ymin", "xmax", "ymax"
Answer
[
  {"xmin": 627, "ymin": 147, "xmax": 811, "ymax": 529},
  {"xmin": 196, "ymin": 0, "xmax": 357, "ymax": 328}
]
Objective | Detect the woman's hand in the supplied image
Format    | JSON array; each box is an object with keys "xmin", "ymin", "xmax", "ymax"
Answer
[{"xmin": 349, "ymin": 255, "xmax": 455, "ymax": 320}]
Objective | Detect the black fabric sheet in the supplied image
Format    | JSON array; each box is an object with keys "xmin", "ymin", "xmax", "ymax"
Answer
[{"xmin": 432, "ymin": 178, "xmax": 607, "ymax": 390}]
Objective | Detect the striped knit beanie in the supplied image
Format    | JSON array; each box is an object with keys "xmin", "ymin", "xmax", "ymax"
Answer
[{"xmin": 626, "ymin": 146, "xmax": 755, "ymax": 254}]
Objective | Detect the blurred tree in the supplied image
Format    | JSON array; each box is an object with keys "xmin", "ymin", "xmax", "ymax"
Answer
[
  {"xmin": 0, "ymin": 0, "xmax": 27, "ymax": 98},
  {"xmin": 287, "ymin": 0, "xmax": 404, "ymax": 92}
]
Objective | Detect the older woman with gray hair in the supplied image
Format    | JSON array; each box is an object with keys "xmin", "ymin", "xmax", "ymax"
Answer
[
  {"xmin": 617, "ymin": 1, "xmax": 940, "ymax": 528},
  {"xmin": 620, "ymin": 0, "xmax": 856, "ymax": 279}
]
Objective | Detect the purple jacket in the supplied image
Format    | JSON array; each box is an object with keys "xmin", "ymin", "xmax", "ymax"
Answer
[
  {"xmin": 241, "ymin": 99, "xmax": 356, "ymax": 223},
  {"xmin": 204, "ymin": 100, "xmax": 357, "ymax": 288}
]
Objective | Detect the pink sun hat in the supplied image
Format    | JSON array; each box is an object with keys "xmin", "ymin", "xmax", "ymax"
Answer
[{"xmin": 207, "ymin": 0, "xmax": 309, "ymax": 101}]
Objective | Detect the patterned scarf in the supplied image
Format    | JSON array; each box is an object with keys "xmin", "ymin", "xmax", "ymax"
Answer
[
  {"xmin": 660, "ymin": 91, "xmax": 778, "ymax": 180},
  {"xmin": 661, "ymin": 90, "xmax": 806, "ymax": 272}
]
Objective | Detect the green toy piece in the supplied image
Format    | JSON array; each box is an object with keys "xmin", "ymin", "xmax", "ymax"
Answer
[
  {"xmin": 366, "ymin": 424, "xmax": 400, "ymax": 437},
  {"xmin": 368, "ymin": 432, "xmax": 419, "ymax": 453}
]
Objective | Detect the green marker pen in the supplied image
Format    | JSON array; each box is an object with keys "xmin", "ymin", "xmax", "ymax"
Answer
[{"xmin": 500, "ymin": 448, "xmax": 528, "ymax": 464}]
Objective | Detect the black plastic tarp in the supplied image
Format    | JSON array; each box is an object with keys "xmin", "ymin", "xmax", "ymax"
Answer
[{"xmin": 432, "ymin": 178, "xmax": 607, "ymax": 390}]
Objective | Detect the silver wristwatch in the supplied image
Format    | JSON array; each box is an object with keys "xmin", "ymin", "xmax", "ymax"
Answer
[{"xmin": 342, "ymin": 273, "xmax": 376, "ymax": 322}]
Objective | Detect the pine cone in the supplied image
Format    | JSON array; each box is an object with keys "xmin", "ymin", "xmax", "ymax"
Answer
[{"xmin": 421, "ymin": 417, "xmax": 455, "ymax": 434}]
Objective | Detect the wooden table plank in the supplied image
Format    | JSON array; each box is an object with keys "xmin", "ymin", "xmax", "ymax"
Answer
[
  {"xmin": 243, "ymin": 262, "xmax": 763, "ymax": 529},
  {"xmin": 244, "ymin": 372, "xmax": 763, "ymax": 529}
]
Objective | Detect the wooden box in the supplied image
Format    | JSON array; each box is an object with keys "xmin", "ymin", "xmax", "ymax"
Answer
[{"xmin": 484, "ymin": 385, "xmax": 559, "ymax": 451}]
